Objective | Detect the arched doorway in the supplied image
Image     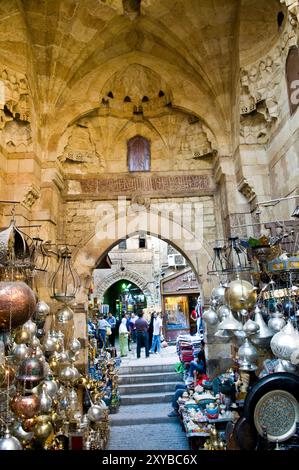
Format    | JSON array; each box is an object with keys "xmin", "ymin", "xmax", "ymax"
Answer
[
  {"xmin": 73, "ymin": 204, "xmax": 215, "ymax": 305},
  {"xmin": 94, "ymin": 268, "xmax": 154, "ymax": 311},
  {"xmin": 102, "ymin": 279, "xmax": 147, "ymax": 318}
]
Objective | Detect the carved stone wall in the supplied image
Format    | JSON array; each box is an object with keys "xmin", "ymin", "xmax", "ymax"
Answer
[{"xmin": 240, "ymin": 21, "xmax": 297, "ymax": 145}]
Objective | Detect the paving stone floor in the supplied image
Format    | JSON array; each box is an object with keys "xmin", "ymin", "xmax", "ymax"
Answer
[
  {"xmin": 107, "ymin": 343, "xmax": 189, "ymax": 451},
  {"xmin": 108, "ymin": 422, "xmax": 190, "ymax": 450}
]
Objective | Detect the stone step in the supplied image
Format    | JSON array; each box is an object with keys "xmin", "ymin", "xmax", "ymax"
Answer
[
  {"xmin": 118, "ymin": 371, "xmax": 179, "ymax": 385},
  {"xmin": 109, "ymin": 403, "xmax": 172, "ymax": 426},
  {"xmin": 119, "ymin": 364, "xmax": 176, "ymax": 375},
  {"xmin": 120, "ymin": 391, "xmax": 173, "ymax": 405},
  {"xmin": 119, "ymin": 381, "xmax": 177, "ymax": 395}
]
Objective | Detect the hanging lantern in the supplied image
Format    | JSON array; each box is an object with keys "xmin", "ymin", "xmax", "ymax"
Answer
[
  {"xmin": 0, "ymin": 281, "xmax": 36, "ymax": 332},
  {"xmin": 270, "ymin": 321, "xmax": 299, "ymax": 361},
  {"xmin": 12, "ymin": 343, "xmax": 30, "ymax": 362},
  {"xmin": 268, "ymin": 314, "xmax": 286, "ymax": 332},
  {"xmin": 11, "ymin": 421, "xmax": 34, "ymax": 444},
  {"xmin": 243, "ymin": 319, "xmax": 260, "ymax": 335},
  {"xmin": 43, "ymin": 333, "xmax": 56, "ymax": 353},
  {"xmin": 34, "ymin": 301, "xmax": 50, "ymax": 322},
  {"xmin": 70, "ymin": 338, "xmax": 81, "ymax": 354},
  {"xmin": 217, "ymin": 305, "xmax": 232, "ymax": 321},
  {"xmin": 210, "ymin": 284, "xmax": 227, "ymax": 305},
  {"xmin": 238, "ymin": 338, "xmax": 258, "ymax": 364},
  {"xmin": 217, "ymin": 311, "xmax": 243, "ymax": 331},
  {"xmin": 224, "ymin": 279, "xmax": 257, "ymax": 311},
  {"xmin": 51, "ymin": 246, "xmax": 80, "ymax": 304},
  {"xmin": 87, "ymin": 403, "xmax": 108, "ymax": 422},
  {"xmin": 16, "ymin": 350, "xmax": 44, "ymax": 385},
  {"xmin": 14, "ymin": 328, "xmax": 31, "ymax": 345},
  {"xmin": 207, "ymin": 246, "xmax": 227, "ymax": 275},
  {"xmin": 11, "ymin": 393, "xmax": 40, "ymax": 419},
  {"xmin": 0, "ymin": 220, "xmax": 32, "ymax": 276},
  {"xmin": 29, "ymin": 237, "xmax": 49, "ymax": 272},
  {"xmin": 39, "ymin": 384, "xmax": 52, "ymax": 413},
  {"xmin": 56, "ymin": 305, "xmax": 74, "ymax": 323},
  {"xmin": 39, "ymin": 376, "xmax": 58, "ymax": 398},
  {"xmin": 202, "ymin": 308, "xmax": 219, "ymax": 326},
  {"xmin": 214, "ymin": 329, "xmax": 233, "ymax": 342},
  {"xmin": 251, "ymin": 306, "xmax": 274, "ymax": 347},
  {"xmin": 0, "ymin": 429, "xmax": 22, "ymax": 450},
  {"xmin": 33, "ymin": 415, "xmax": 53, "ymax": 442},
  {"xmin": 22, "ymin": 319, "xmax": 37, "ymax": 338},
  {"xmin": 224, "ymin": 237, "xmax": 252, "ymax": 273}
]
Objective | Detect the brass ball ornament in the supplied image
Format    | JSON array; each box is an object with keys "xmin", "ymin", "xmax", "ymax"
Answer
[
  {"xmin": 0, "ymin": 429, "xmax": 22, "ymax": 450},
  {"xmin": 14, "ymin": 328, "xmax": 31, "ymax": 345},
  {"xmin": 0, "ymin": 281, "xmax": 36, "ymax": 331},
  {"xmin": 224, "ymin": 279, "xmax": 257, "ymax": 312},
  {"xmin": 11, "ymin": 393, "xmax": 40, "ymax": 419},
  {"xmin": 35, "ymin": 301, "xmax": 50, "ymax": 321}
]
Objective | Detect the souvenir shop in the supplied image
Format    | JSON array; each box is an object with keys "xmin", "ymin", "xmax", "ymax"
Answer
[
  {"xmin": 161, "ymin": 268, "xmax": 201, "ymax": 342},
  {"xmin": 175, "ymin": 227, "xmax": 299, "ymax": 450}
]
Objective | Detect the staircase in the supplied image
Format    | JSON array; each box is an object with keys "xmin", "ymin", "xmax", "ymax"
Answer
[
  {"xmin": 107, "ymin": 349, "xmax": 190, "ymax": 449},
  {"xmin": 110, "ymin": 363, "xmax": 180, "ymax": 426}
]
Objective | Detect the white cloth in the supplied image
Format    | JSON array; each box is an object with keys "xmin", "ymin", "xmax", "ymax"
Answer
[
  {"xmin": 153, "ymin": 317, "xmax": 162, "ymax": 336},
  {"xmin": 119, "ymin": 318, "xmax": 128, "ymax": 335}
]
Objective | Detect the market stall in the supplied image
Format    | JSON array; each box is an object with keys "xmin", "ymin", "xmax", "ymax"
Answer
[{"xmin": 161, "ymin": 268, "xmax": 201, "ymax": 342}]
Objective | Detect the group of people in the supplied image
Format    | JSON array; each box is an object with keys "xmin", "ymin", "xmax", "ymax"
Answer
[
  {"xmin": 88, "ymin": 310, "xmax": 163, "ymax": 360},
  {"xmin": 119, "ymin": 310, "xmax": 163, "ymax": 359}
]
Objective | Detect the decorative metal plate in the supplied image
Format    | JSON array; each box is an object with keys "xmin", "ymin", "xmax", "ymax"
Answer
[{"xmin": 254, "ymin": 389, "xmax": 299, "ymax": 442}]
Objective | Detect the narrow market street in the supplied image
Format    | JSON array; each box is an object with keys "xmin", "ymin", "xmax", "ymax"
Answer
[{"xmin": 108, "ymin": 345, "xmax": 189, "ymax": 450}]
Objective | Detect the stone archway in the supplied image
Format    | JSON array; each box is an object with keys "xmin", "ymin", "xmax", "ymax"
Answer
[{"xmin": 94, "ymin": 267, "xmax": 155, "ymax": 306}]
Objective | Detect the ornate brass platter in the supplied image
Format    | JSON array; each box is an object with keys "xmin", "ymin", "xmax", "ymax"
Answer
[{"xmin": 254, "ymin": 389, "xmax": 299, "ymax": 442}]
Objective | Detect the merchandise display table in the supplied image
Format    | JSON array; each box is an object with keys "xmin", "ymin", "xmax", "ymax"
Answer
[{"xmin": 178, "ymin": 398, "xmax": 233, "ymax": 450}]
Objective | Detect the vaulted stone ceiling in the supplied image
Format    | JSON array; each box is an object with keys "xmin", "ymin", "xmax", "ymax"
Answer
[{"xmin": 0, "ymin": 0, "xmax": 285, "ymax": 153}]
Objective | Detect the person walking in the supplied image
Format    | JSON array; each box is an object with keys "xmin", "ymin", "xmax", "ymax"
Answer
[
  {"xmin": 148, "ymin": 311, "xmax": 155, "ymax": 351},
  {"xmin": 107, "ymin": 312, "xmax": 116, "ymax": 347},
  {"xmin": 119, "ymin": 317, "xmax": 129, "ymax": 357},
  {"xmin": 150, "ymin": 312, "xmax": 163, "ymax": 354},
  {"xmin": 97, "ymin": 314, "xmax": 110, "ymax": 350},
  {"xmin": 135, "ymin": 311, "xmax": 149, "ymax": 359}
]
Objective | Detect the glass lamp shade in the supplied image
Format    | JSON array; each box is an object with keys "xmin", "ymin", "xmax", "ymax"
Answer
[{"xmin": 51, "ymin": 247, "xmax": 80, "ymax": 303}]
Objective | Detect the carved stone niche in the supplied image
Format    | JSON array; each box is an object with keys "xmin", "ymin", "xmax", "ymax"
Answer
[
  {"xmin": 240, "ymin": 111, "xmax": 271, "ymax": 145},
  {"xmin": 122, "ymin": 0, "xmax": 141, "ymax": 18},
  {"xmin": 0, "ymin": 67, "xmax": 31, "ymax": 122},
  {"xmin": 99, "ymin": 64, "xmax": 172, "ymax": 116},
  {"xmin": 171, "ymin": 114, "xmax": 217, "ymax": 170},
  {"xmin": 4, "ymin": 120, "xmax": 33, "ymax": 152},
  {"xmin": 58, "ymin": 118, "xmax": 105, "ymax": 169}
]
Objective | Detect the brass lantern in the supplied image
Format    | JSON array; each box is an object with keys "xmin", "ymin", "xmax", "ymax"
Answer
[{"xmin": 51, "ymin": 247, "xmax": 80, "ymax": 304}]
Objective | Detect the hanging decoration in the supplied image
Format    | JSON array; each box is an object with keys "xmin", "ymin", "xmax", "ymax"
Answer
[{"xmin": 0, "ymin": 213, "xmax": 119, "ymax": 451}]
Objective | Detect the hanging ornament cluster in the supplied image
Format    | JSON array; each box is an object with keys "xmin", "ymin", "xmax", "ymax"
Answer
[
  {"xmin": 0, "ymin": 215, "xmax": 117, "ymax": 451},
  {"xmin": 204, "ymin": 218, "xmax": 299, "ymax": 375}
]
